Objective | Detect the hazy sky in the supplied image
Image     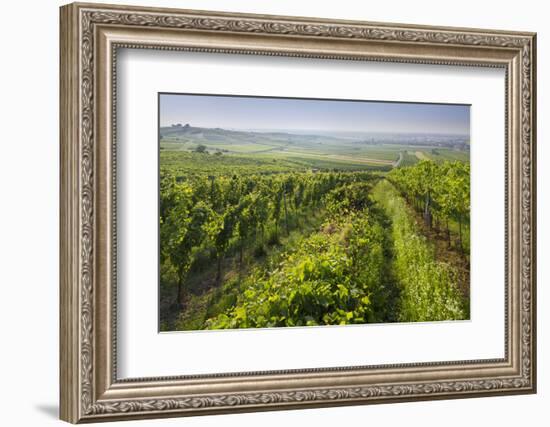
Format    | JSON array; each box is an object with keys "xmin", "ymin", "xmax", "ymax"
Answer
[{"xmin": 160, "ymin": 93, "xmax": 470, "ymax": 135}]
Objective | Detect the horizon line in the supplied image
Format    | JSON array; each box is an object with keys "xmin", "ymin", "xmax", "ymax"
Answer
[{"xmin": 159, "ymin": 123, "xmax": 470, "ymax": 137}]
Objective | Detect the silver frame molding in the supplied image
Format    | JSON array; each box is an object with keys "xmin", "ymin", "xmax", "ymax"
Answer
[{"xmin": 60, "ymin": 2, "xmax": 537, "ymax": 423}]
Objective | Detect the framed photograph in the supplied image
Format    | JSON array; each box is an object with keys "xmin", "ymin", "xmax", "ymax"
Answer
[{"xmin": 60, "ymin": 2, "xmax": 537, "ymax": 423}]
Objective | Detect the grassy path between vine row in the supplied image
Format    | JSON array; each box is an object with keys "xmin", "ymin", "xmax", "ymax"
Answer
[{"xmin": 371, "ymin": 179, "xmax": 469, "ymax": 322}]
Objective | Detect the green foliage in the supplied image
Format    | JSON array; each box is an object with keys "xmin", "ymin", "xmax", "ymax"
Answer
[
  {"xmin": 372, "ymin": 180, "xmax": 467, "ymax": 321},
  {"xmin": 160, "ymin": 176, "xmax": 213, "ymax": 303},
  {"xmin": 194, "ymin": 144, "xmax": 208, "ymax": 153},
  {"xmin": 388, "ymin": 160, "xmax": 470, "ymax": 251},
  {"xmin": 160, "ymin": 169, "xmax": 377, "ymax": 299},
  {"xmin": 205, "ymin": 210, "xmax": 386, "ymax": 329}
]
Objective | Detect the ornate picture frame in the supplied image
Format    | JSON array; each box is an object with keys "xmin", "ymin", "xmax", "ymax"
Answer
[{"xmin": 60, "ymin": 2, "xmax": 536, "ymax": 423}]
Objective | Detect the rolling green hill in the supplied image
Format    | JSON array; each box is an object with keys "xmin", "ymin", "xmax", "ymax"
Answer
[{"xmin": 160, "ymin": 124, "xmax": 469, "ymax": 172}]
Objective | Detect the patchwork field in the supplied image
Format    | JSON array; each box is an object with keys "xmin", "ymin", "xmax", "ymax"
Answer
[{"xmin": 160, "ymin": 125, "xmax": 469, "ymax": 174}]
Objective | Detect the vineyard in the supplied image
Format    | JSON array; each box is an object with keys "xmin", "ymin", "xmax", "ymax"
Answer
[{"xmin": 160, "ymin": 158, "xmax": 470, "ymax": 330}]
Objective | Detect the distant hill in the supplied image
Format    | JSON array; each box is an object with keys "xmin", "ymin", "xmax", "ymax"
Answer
[
  {"xmin": 160, "ymin": 124, "xmax": 347, "ymax": 147},
  {"xmin": 160, "ymin": 125, "xmax": 469, "ymax": 150},
  {"xmin": 159, "ymin": 124, "xmax": 469, "ymax": 168}
]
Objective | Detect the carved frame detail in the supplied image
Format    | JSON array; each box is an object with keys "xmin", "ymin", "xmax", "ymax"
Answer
[{"xmin": 60, "ymin": 2, "xmax": 536, "ymax": 423}]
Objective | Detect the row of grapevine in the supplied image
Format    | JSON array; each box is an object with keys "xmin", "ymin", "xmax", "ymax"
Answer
[
  {"xmin": 371, "ymin": 180, "xmax": 467, "ymax": 321},
  {"xmin": 205, "ymin": 182, "xmax": 389, "ymax": 328},
  {"xmin": 160, "ymin": 169, "xmax": 379, "ymax": 306},
  {"xmin": 388, "ymin": 160, "xmax": 470, "ymax": 251}
]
